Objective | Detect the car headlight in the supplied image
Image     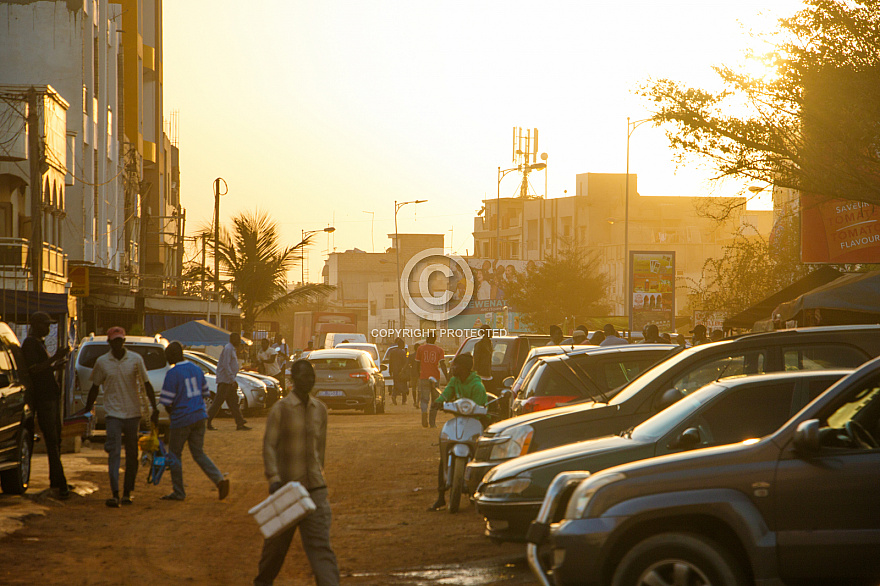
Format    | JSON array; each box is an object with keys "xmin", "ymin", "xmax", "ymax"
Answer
[
  {"xmin": 490, "ymin": 425, "xmax": 534, "ymax": 460},
  {"xmin": 480, "ymin": 473, "xmax": 531, "ymax": 498},
  {"xmin": 565, "ymin": 472, "xmax": 626, "ymax": 520}
]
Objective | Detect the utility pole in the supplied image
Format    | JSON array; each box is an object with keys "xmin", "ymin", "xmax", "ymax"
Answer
[
  {"xmin": 28, "ymin": 88, "xmax": 43, "ymax": 294},
  {"xmin": 213, "ymin": 178, "xmax": 226, "ymax": 328}
]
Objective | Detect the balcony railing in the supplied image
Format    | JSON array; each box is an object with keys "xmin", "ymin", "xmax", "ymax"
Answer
[{"xmin": 0, "ymin": 238, "xmax": 67, "ymax": 279}]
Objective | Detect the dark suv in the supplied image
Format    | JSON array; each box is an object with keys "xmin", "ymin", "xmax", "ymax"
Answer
[
  {"xmin": 0, "ymin": 322, "xmax": 34, "ymax": 494},
  {"xmin": 532, "ymin": 354, "xmax": 880, "ymax": 586},
  {"xmin": 455, "ymin": 334, "xmax": 550, "ymax": 394},
  {"xmin": 466, "ymin": 325, "xmax": 880, "ymax": 499}
]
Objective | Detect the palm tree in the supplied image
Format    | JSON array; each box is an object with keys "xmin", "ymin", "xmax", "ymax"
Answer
[{"xmin": 192, "ymin": 210, "xmax": 333, "ymax": 336}]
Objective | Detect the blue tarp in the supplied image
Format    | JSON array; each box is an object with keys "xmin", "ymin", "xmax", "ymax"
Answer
[{"xmin": 159, "ymin": 319, "xmax": 233, "ymax": 346}]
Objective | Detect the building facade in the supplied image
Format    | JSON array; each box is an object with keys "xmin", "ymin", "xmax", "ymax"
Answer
[{"xmin": 473, "ymin": 172, "xmax": 772, "ymax": 317}]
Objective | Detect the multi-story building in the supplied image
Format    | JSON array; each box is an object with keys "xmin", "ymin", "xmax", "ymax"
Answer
[
  {"xmin": 0, "ymin": 84, "xmax": 71, "ymax": 339},
  {"xmin": 0, "ymin": 0, "xmax": 185, "ymax": 336},
  {"xmin": 473, "ymin": 172, "xmax": 772, "ymax": 316}
]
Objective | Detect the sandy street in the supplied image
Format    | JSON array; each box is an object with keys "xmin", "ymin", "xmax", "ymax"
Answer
[{"xmin": 0, "ymin": 402, "xmax": 535, "ymax": 585}]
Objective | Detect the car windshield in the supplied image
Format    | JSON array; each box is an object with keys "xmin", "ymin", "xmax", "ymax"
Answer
[
  {"xmin": 609, "ymin": 344, "xmax": 712, "ymax": 405},
  {"xmin": 79, "ymin": 343, "xmax": 167, "ymax": 370},
  {"xmin": 311, "ymin": 358, "xmax": 359, "ymax": 370},
  {"xmin": 630, "ymin": 390, "xmax": 712, "ymax": 441}
]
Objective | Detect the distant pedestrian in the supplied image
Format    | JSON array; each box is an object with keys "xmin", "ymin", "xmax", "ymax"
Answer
[
  {"xmin": 710, "ymin": 329, "xmax": 724, "ymax": 342},
  {"xmin": 82, "ymin": 326, "xmax": 159, "ymax": 507},
  {"xmin": 548, "ymin": 325, "xmax": 564, "ymax": 346},
  {"xmin": 388, "ymin": 338, "xmax": 409, "ymax": 405},
  {"xmin": 22, "ymin": 311, "xmax": 71, "ymax": 499},
  {"xmin": 571, "ymin": 329, "xmax": 588, "ymax": 345},
  {"xmin": 691, "ymin": 324, "xmax": 710, "ymax": 346},
  {"xmin": 473, "ymin": 328, "xmax": 492, "ymax": 381},
  {"xmin": 271, "ymin": 334, "xmax": 289, "ymax": 395},
  {"xmin": 207, "ymin": 333, "xmax": 251, "ymax": 431},
  {"xmin": 674, "ymin": 334, "xmax": 688, "ymax": 348},
  {"xmin": 409, "ymin": 343, "xmax": 421, "ymax": 407},
  {"xmin": 158, "ymin": 342, "xmax": 229, "ymax": 502},
  {"xmin": 255, "ymin": 359, "xmax": 340, "ymax": 586},
  {"xmin": 642, "ymin": 324, "xmax": 663, "ymax": 344},
  {"xmin": 659, "ymin": 332, "xmax": 672, "ymax": 343},
  {"xmin": 417, "ymin": 333, "xmax": 448, "ymax": 428},
  {"xmin": 589, "ymin": 331, "xmax": 605, "ymax": 345},
  {"xmin": 259, "ymin": 338, "xmax": 282, "ymax": 406},
  {"xmin": 600, "ymin": 324, "xmax": 629, "ymax": 346}
]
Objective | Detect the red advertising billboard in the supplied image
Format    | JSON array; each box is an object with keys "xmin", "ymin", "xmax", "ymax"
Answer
[
  {"xmin": 629, "ymin": 251, "xmax": 675, "ymax": 333},
  {"xmin": 801, "ymin": 194, "xmax": 880, "ymax": 263}
]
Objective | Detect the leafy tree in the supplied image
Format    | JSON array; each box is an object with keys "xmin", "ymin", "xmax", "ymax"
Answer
[
  {"xmin": 640, "ymin": 0, "xmax": 880, "ymax": 210},
  {"xmin": 505, "ymin": 247, "xmax": 610, "ymax": 332},
  {"xmin": 688, "ymin": 217, "xmax": 809, "ymax": 318},
  {"xmin": 190, "ymin": 210, "xmax": 333, "ymax": 336}
]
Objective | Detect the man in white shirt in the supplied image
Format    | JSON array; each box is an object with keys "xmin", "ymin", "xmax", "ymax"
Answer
[
  {"xmin": 82, "ymin": 326, "xmax": 158, "ymax": 507},
  {"xmin": 599, "ymin": 324, "xmax": 629, "ymax": 347},
  {"xmin": 207, "ymin": 332, "xmax": 251, "ymax": 431}
]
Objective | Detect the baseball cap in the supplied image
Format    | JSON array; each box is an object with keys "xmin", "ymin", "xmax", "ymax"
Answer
[
  {"xmin": 690, "ymin": 324, "xmax": 707, "ymax": 334},
  {"xmin": 106, "ymin": 326, "xmax": 126, "ymax": 340},
  {"xmin": 29, "ymin": 311, "xmax": 56, "ymax": 325}
]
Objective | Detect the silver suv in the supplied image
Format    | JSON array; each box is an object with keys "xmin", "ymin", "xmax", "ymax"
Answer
[{"xmin": 70, "ymin": 334, "xmax": 171, "ymax": 428}]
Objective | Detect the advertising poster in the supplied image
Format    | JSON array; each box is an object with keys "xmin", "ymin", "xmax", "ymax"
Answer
[
  {"xmin": 629, "ymin": 251, "xmax": 675, "ymax": 333},
  {"xmin": 450, "ymin": 258, "xmax": 541, "ymax": 333},
  {"xmin": 800, "ymin": 193, "xmax": 880, "ymax": 263}
]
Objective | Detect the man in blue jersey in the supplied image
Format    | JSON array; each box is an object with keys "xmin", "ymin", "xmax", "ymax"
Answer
[{"xmin": 159, "ymin": 342, "xmax": 230, "ymax": 501}]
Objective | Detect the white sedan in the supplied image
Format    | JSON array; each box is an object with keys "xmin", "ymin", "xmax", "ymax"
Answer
[{"xmin": 183, "ymin": 351, "xmax": 266, "ymax": 414}]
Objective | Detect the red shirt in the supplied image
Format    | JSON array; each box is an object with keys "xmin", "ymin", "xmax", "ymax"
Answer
[{"xmin": 416, "ymin": 343, "xmax": 444, "ymax": 380}]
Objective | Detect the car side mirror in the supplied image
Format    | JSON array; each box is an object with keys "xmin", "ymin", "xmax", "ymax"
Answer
[
  {"xmin": 502, "ymin": 376, "xmax": 515, "ymax": 389},
  {"xmin": 670, "ymin": 427, "xmax": 701, "ymax": 450},
  {"xmin": 793, "ymin": 419, "xmax": 821, "ymax": 453},
  {"xmin": 657, "ymin": 388, "xmax": 683, "ymax": 411}
]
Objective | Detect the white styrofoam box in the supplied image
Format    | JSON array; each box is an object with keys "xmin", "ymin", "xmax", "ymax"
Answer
[{"xmin": 248, "ymin": 481, "xmax": 316, "ymax": 539}]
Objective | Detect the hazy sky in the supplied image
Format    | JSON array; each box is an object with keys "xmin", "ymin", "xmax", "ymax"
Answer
[{"xmin": 163, "ymin": 0, "xmax": 804, "ymax": 280}]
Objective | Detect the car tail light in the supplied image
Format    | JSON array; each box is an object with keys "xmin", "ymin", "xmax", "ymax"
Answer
[{"xmin": 349, "ymin": 371, "xmax": 370, "ymax": 381}]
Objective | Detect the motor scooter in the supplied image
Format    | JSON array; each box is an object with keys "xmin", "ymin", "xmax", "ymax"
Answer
[{"xmin": 439, "ymin": 393, "xmax": 507, "ymax": 513}]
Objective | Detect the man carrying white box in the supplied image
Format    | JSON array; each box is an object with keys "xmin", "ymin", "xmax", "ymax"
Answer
[{"xmin": 254, "ymin": 359, "xmax": 339, "ymax": 586}]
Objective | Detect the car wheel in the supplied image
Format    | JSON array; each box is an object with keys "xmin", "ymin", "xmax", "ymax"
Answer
[
  {"xmin": 376, "ymin": 393, "xmax": 385, "ymax": 414},
  {"xmin": 612, "ymin": 532, "xmax": 747, "ymax": 586},
  {"xmin": 0, "ymin": 427, "xmax": 34, "ymax": 494},
  {"xmin": 364, "ymin": 396, "xmax": 376, "ymax": 415}
]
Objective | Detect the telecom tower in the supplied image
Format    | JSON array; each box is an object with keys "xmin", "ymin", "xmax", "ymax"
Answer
[{"xmin": 511, "ymin": 127, "xmax": 547, "ymax": 198}]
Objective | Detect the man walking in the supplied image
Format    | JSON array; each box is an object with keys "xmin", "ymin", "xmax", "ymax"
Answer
[
  {"xmin": 691, "ymin": 324, "xmax": 710, "ymax": 346},
  {"xmin": 408, "ymin": 343, "xmax": 421, "ymax": 408},
  {"xmin": 82, "ymin": 326, "xmax": 159, "ymax": 507},
  {"xmin": 21, "ymin": 311, "xmax": 70, "ymax": 499},
  {"xmin": 417, "ymin": 333, "xmax": 447, "ymax": 428},
  {"xmin": 158, "ymin": 342, "xmax": 230, "ymax": 502},
  {"xmin": 255, "ymin": 359, "xmax": 339, "ymax": 586},
  {"xmin": 387, "ymin": 337, "xmax": 408, "ymax": 406},
  {"xmin": 207, "ymin": 332, "xmax": 251, "ymax": 431},
  {"xmin": 271, "ymin": 334, "xmax": 289, "ymax": 394}
]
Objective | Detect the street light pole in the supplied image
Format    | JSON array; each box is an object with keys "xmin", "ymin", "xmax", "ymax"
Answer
[
  {"xmin": 213, "ymin": 178, "xmax": 227, "ymax": 328},
  {"xmin": 301, "ymin": 226, "xmax": 336, "ymax": 284},
  {"xmin": 394, "ymin": 199, "xmax": 427, "ymax": 331},
  {"xmin": 625, "ymin": 117, "xmax": 651, "ymax": 334}
]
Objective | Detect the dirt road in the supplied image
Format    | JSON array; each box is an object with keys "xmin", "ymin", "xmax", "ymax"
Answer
[{"xmin": 0, "ymin": 402, "xmax": 536, "ymax": 585}]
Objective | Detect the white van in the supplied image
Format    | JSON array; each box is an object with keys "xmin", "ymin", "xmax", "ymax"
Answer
[{"xmin": 324, "ymin": 332, "xmax": 367, "ymax": 349}]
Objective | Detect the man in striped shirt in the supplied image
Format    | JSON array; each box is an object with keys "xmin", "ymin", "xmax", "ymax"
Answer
[{"xmin": 159, "ymin": 342, "xmax": 229, "ymax": 501}]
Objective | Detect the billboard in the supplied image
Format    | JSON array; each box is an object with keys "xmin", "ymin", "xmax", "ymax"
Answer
[
  {"xmin": 446, "ymin": 258, "xmax": 541, "ymax": 333},
  {"xmin": 629, "ymin": 251, "xmax": 675, "ymax": 333},
  {"xmin": 800, "ymin": 194, "xmax": 880, "ymax": 263}
]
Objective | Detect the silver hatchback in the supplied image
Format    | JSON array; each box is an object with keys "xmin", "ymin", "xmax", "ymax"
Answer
[{"xmin": 308, "ymin": 349, "xmax": 385, "ymax": 414}]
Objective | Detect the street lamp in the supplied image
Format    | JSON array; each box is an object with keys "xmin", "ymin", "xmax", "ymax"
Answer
[
  {"xmin": 497, "ymin": 162, "xmax": 546, "ymax": 260},
  {"xmin": 625, "ymin": 116, "xmax": 652, "ymax": 334},
  {"xmin": 301, "ymin": 226, "xmax": 336, "ymax": 284},
  {"xmin": 394, "ymin": 199, "xmax": 427, "ymax": 330}
]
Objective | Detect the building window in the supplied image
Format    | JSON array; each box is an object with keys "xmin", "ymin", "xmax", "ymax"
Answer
[
  {"xmin": 0, "ymin": 203, "xmax": 12, "ymax": 237},
  {"xmin": 370, "ymin": 301, "xmax": 377, "ymax": 316},
  {"xmin": 384, "ymin": 294, "xmax": 395, "ymax": 309}
]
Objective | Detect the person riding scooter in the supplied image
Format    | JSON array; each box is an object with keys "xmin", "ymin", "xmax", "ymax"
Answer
[{"xmin": 428, "ymin": 353, "xmax": 487, "ymax": 511}]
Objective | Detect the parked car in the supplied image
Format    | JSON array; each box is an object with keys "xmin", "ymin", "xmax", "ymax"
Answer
[
  {"xmin": 308, "ymin": 349, "xmax": 385, "ymax": 414},
  {"xmin": 182, "ymin": 351, "xmax": 264, "ymax": 414},
  {"xmin": 323, "ymin": 332, "xmax": 367, "ymax": 348},
  {"xmin": 475, "ymin": 369, "xmax": 847, "ymax": 541},
  {"xmin": 510, "ymin": 345, "xmax": 676, "ymax": 416},
  {"xmin": 454, "ymin": 335, "xmax": 550, "ymax": 394},
  {"xmin": 531, "ymin": 355, "xmax": 880, "ymax": 586},
  {"xmin": 70, "ymin": 334, "xmax": 171, "ymax": 428},
  {"xmin": 0, "ymin": 322, "xmax": 33, "ymax": 494},
  {"xmin": 508, "ymin": 345, "xmax": 591, "ymax": 400},
  {"xmin": 464, "ymin": 325, "xmax": 880, "ymax": 497}
]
